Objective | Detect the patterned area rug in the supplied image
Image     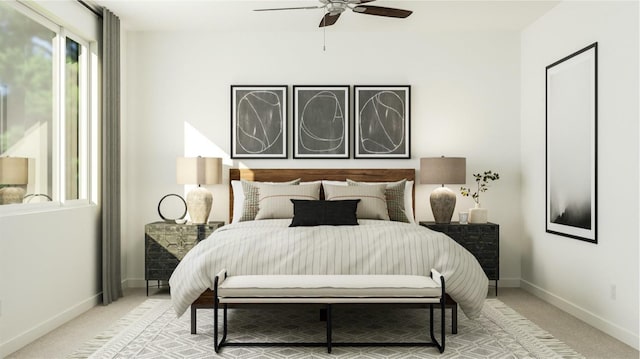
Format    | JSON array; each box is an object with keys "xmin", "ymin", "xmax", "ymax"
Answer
[{"xmin": 68, "ymin": 299, "xmax": 584, "ymax": 358}]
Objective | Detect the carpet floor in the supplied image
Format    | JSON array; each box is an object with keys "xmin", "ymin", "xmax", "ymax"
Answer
[{"xmin": 68, "ymin": 298, "xmax": 584, "ymax": 358}]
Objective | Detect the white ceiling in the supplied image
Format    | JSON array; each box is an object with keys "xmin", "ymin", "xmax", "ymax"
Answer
[{"xmin": 94, "ymin": 0, "xmax": 561, "ymax": 32}]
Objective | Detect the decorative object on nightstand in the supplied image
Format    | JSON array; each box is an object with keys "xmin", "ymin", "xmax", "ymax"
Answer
[
  {"xmin": 145, "ymin": 220, "xmax": 224, "ymax": 295},
  {"xmin": 157, "ymin": 193, "xmax": 187, "ymax": 222},
  {"xmin": 420, "ymin": 221, "xmax": 499, "ymax": 295},
  {"xmin": 458, "ymin": 212, "xmax": 469, "ymax": 224},
  {"xmin": 0, "ymin": 157, "xmax": 28, "ymax": 204},
  {"xmin": 177, "ymin": 156, "xmax": 222, "ymax": 224},
  {"xmin": 460, "ymin": 171, "xmax": 500, "ymax": 224},
  {"xmin": 420, "ymin": 156, "xmax": 466, "ymax": 224}
]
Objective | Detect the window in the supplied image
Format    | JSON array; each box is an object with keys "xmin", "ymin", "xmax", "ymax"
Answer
[
  {"xmin": 65, "ymin": 37, "xmax": 81, "ymax": 201},
  {"xmin": 0, "ymin": 1, "xmax": 96, "ymax": 206}
]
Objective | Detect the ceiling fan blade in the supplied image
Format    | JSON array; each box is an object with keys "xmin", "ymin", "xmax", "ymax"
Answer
[
  {"xmin": 254, "ymin": 6, "xmax": 323, "ymax": 11},
  {"xmin": 352, "ymin": 5, "xmax": 412, "ymax": 18},
  {"xmin": 319, "ymin": 12, "xmax": 341, "ymax": 27}
]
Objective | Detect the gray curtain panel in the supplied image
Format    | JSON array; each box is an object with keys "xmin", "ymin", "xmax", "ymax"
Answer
[{"xmin": 101, "ymin": 7, "xmax": 123, "ymax": 305}]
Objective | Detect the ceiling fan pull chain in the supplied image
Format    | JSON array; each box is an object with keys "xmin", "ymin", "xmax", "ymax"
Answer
[
  {"xmin": 323, "ymin": 10, "xmax": 327, "ymax": 51},
  {"xmin": 323, "ymin": 24, "xmax": 326, "ymax": 51}
]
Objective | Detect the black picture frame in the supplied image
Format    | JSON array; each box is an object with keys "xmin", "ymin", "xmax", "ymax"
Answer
[
  {"xmin": 545, "ymin": 43, "xmax": 598, "ymax": 244},
  {"xmin": 354, "ymin": 85, "xmax": 410, "ymax": 159},
  {"xmin": 231, "ymin": 85, "xmax": 288, "ymax": 159},
  {"xmin": 293, "ymin": 85, "xmax": 349, "ymax": 159}
]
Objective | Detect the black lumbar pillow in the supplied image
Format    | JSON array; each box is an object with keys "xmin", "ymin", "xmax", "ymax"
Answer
[{"xmin": 289, "ymin": 199, "xmax": 360, "ymax": 227}]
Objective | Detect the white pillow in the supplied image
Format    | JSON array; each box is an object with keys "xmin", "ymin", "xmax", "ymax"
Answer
[
  {"xmin": 255, "ymin": 182, "xmax": 321, "ymax": 220},
  {"xmin": 231, "ymin": 180, "xmax": 244, "ymax": 223},
  {"xmin": 301, "ymin": 180, "xmax": 323, "ymax": 186},
  {"xmin": 321, "ymin": 180, "xmax": 348, "ymax": 187},
  {"xmin": 323, "ymin": 184, "xmax": 389, "ymax": 220},
  {"xmin": 404, "ymin": 180, "xmax": 415, "ymax": 224}
]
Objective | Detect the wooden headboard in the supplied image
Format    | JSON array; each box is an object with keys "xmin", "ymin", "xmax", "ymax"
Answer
[{"xmin": 229, "ymin": 168, "xmax": 416, "ymax": 223}]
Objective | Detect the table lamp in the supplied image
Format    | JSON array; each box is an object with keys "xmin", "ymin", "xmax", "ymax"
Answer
[
  {"xmin": 420, "ymin": 156, "xmax": 466, "ymax": 224},
  {"xmin": 177, "ymin": 157, "xmax": 222, "ymax": 224},
  {"xmin": 0, "ymin": 157, "xmax": 29, "ymax": 204}
]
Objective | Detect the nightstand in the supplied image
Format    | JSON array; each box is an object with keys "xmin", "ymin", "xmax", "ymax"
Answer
[
  {"xmin": 145, "ymin": 221, "xmax": 224, "ymax": 295},
  {"xmin": 420, "ymin": 221, "xmax": 499, "ymax": 295}
]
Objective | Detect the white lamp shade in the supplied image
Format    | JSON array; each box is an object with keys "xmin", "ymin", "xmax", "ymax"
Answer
[
  {"xmin": 177, "ymin": 157, "xmax": 222, "ymax": 185},
  {"xmin": 0, "ymin": 157, "xmax": 29, "ymax": 185},
  {"xmin": 420, "ymin": 157, "xmax": 466, "ymax": 185}
]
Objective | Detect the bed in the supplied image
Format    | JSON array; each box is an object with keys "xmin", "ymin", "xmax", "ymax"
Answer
[{"xmin": 169, "ymin": 168, "xmax": 488, "ymax": 323}]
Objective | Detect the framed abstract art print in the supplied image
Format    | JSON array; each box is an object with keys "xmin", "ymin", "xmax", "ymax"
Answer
[
  {"xmin": 354, "ymin": 85, "xmax": 410, "ymax": 159},
  {"xmin": 231, "ymin": 85, "xmax": 287, "ymax": 159},
  {"xmin": 293, "ymin": 85, "xmax": 349, "ymax": 159}
]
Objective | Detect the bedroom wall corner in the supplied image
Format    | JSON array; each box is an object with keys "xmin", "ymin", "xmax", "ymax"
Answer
[{"xmin": 520, "ymin": 0, "xmax": 639, "ymax": 349}]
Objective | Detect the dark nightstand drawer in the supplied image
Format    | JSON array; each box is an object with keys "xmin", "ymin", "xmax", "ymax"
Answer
[{"xmin": 420, "ymin": 221, "xmax": 499, "ymax": 294}]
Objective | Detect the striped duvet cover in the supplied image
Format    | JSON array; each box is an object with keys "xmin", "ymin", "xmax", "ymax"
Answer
[{"xmin": 169, "ymin": 219, "xmax": 488, "ymax": 319}]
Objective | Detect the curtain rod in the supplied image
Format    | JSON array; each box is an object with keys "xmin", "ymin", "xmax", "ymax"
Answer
[{"xmin": 78, "ymin": 0, "xmax": 102, "ymax": 18}]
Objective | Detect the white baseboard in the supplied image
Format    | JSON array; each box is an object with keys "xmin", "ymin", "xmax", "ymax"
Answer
[
  {"xmin": 520, "ymin": 279, "xmax": 639, "ymax": 350},
  {"xmin": 122, "ymin": 278, "xmax": 149, "ymax": 288},
  {"xmin": 0, "ymin": 293, "xmax": 101, "ymax": 358},
  {"xmin": 497, "ymin": 277, "xmax": 520, "ymax": 288}
]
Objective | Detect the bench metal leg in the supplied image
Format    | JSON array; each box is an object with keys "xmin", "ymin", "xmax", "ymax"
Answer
[
  {"xmin": 223, "ymin": 304, "xmax": 228, "ymax": 343},
  {"xmin": 191, "ymin": 306, "xmax": 196, "ymax": 334},
  {"xmin": 214, "ymin": 299, "xmax": 219, "ymax": 353},
  {"xmin": 441, "ymin": 296, "xmax": 446, "ymax": 352},
  {"xmin": 326, "ymin": 304, "xmax": 332, "ymax": 353},
  {"xmin": 214, "ymin": 302, "xmax": 228, "ymax": 353},
  {"xmin": 213, "ymin": 275, "xmax": 228, "ymax": 354},
  {"xmin": 428, "ymin": 293, "xmax": 446, "ymax": 352},
  {"xmin": 451, "ymin": 302, "xmax": 458, "ymax": 334},
  {"xmin": 429, "ymin": 305, "xmax": 437, "ymax": 351}
]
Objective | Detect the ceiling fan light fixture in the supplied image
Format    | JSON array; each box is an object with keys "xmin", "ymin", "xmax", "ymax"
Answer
[{"xmin": 326, "ymin": 2, "xmax": 347, "ymax": 14}]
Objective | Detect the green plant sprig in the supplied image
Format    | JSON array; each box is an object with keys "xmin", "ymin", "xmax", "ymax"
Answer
[{"xmin": 460, "ymin": 170, "xmax": 500, "ymax": 204}]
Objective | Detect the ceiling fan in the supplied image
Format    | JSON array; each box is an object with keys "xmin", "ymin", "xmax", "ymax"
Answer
[{"xmin": 254, "ymin": 0, "xmax": 413, "ymax": 27}]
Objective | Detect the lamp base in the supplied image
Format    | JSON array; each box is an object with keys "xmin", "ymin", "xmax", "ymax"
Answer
[
  {"xmin": 186, "ymin": 187, "xmax": 212, "ymax": 224},
  {"xmin": 430, "ymin": 186, "xmax": 456, "ymax": 224},
  {"xmin": 0, "ymin": 186, "xmax": 26, "ymax": 205}
]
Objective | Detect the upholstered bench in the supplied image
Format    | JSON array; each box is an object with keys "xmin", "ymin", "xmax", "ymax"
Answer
[{"xmin": 211, "ymin": 269, "xmax": 446, "ymax": 354}]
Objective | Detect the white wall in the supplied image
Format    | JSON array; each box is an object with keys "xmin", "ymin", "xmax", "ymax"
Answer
[
  {"xmin": 0, "ymin": 205, "xmax": 101, "ymax": 357},
  {"xmin": 122, "ymin": 29, "xmax": 523, "ymax": 288},
  {"xmin": 521, "ymin": 1, "xmax": 639, "ymax": 349}
]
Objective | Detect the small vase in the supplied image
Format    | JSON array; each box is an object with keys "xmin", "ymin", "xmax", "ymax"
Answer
[{"xmin": 468, "ymin": 203, "xmax": 488, "ymax": 224}]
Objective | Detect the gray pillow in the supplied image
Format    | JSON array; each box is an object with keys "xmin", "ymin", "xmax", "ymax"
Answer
[
  {"xmin": 347, "ymin": 179, "xmax": 408, "ymax": 223},
  {"xmin": 255, "ymin": 182, "xmax": 321, "ymax": 220},
  {"xmin": 240, "ymin": 179, "xmax": 300, "ymax": 221},
  {"xmin": 323, "ymin": 184, "xmax": 389, "ymax": 220}
]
